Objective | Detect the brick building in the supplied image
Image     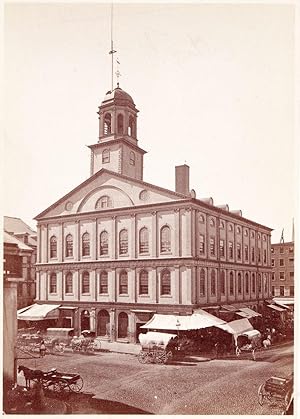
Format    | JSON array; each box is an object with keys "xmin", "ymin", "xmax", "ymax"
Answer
[{"xmin": 271, "ymin": 241, "xmax": 294, "ymax": 298}]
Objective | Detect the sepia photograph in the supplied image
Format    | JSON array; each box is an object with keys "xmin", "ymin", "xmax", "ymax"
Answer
[{"xmin": 3, "ymin": 1, "xmax": 296, "ymax": 415}]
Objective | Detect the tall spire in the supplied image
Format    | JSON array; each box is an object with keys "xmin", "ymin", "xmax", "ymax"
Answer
[{"xmin": 109, "ymin": 3, "xmax": 117, "ymax": 91}]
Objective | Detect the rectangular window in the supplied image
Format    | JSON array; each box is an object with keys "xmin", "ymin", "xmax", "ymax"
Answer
[
  {"xmin": 280, "ymin": 285, "xmax": 284, "ymax": 296},
  {"xmin": 279, "ymin": 272, "xmax": 285, "ymax": 280},
  {"xmin": 271, "ymin": 259, "xmax": 275, "ymax": 267},
  {"xmin": 199, "ymin": 235, "xmax": 205, "ymax": 255},
  {"xmin": 280, "ymin": 247, "xmax": 284, "ymax": 253},
  {"xmin": 289, "ymin": 258, "xmax": 294, "ymax": 264},
  {"xmin": 219, "ymin": 240, "xmax": 225, "ymax": 257},
  {"xmin": 290, "ymin": 271, "xmax": 294, "ymax": 279},
  {"xmin": 251, "ymin": 247, "xmax": 255, "ymax": 262},
  {"xmin": 279, "ymin": 259, "xmax": 284, "ymax": 266},
  {"xmin": 271, "ymin": 286, "xmax": 275, "ymax": 296},
  {"xmin": 272, "ymin": 273, "xmax": 275, "ymax": 281},
  {"xmin": 210, "ymin": 238, "xmax": 215, "ymax": 256},
  {"xmin": 290, "ymin": 286, "xmax": 294, "ymax": 297},
  {"xmin": 229, "ymin": 242, "xmax": 233, "ymax": 259},
  {"xmin": 237, "ymin": 243, "xmax": 241, "ymax": 260},
  {"xmin": 263, "ymin": 250, "xmax": 267, "ymax": 263},
  {"xmin": 244, "ymin": 245, "xmax": 248, "ymax": 261}
]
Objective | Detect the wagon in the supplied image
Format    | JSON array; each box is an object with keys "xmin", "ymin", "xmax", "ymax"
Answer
[
  {"xmin": 258, "ymin": 374, "xmax": 293, "ymax": 410},
  {"xmin": 138, "ymin": 332, "xmax": 178, "ymax": 364},
  {"xmin": 42, "ymin": 369, "xmax": 84, "ymax": 393},
  {"xmin": 70, "ymin": 335, "xmax": 95, "ymax": 353}
]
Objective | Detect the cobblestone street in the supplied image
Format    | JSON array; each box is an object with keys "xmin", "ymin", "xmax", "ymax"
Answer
[{"xmin": 17, "ymin": 341, "xmax": 293, "ymax": 415}]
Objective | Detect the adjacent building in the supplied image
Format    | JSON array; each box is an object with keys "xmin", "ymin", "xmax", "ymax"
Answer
[
  {"xmin": 4, "ymin": 216, "xmax": 37, "ymax": 308},
  {"xmin": 271, "ymin": 241, "xmax": 294, "ymax": 298},
  {"xmin": 30, "ymin": 86, "xmax": 272, "ymax": 343}
]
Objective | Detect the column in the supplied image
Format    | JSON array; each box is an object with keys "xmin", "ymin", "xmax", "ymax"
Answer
[
  {"xmin": 111, "ymin": 216, "xmax": 116, "ymax": 259},
  {"xmin": 174, "ymin": 209, "xmax": 180, "ymax": 257},
  {"xmin": 61, "ymin": 222, "xmax": 64, "ymax": 262},
  {"xmin": 131, "ymin": 213, "xmax": 136, "ymax": 258},
  {"xmin": 90, "ymin": 308, "xmax": 96, "ymax": 332},
  {"xmin": 109, "ymin": 308, "xmax": 116, "ymax": 342},
  {"xmin": 46, "ymin": 224, "xmax": 49, "ymax": 263},
  {"xmin": 151, "ymin": 211, "xmax": 157, "ymax": 257},
  {"xmin": 94, "ymin": 218, "xmax": 98, "ymax": 260},
  {"xmin": 191, "ymin": 209, "xmax": 196, "ymax": 257},
  {"xmin": 76, "ymin": 221, "xmax": 80, "ymax": 261}
]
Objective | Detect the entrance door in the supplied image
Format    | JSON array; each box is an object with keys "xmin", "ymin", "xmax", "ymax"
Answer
[
  {"xmin": 97, "ymin": 310, "xmax": 110, "ymax": 337},
  {"xmin": 118, "ymin": 312, "xmax": 128, "ymax": 339}
]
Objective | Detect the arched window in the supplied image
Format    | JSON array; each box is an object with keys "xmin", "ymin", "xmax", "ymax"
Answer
[
  {"xmin": 104, "ymin": 113, "xmax": 111, "ymax": 135},
  {"xmin": 211, "ymin": 270, "xmax": 216, "ymax": 296},
  {"xmin": 139, "ymin": 270, "xmax": 148, "ymax": 295},
  {"xmin": 50, "ymin": 236, "xmax": 57, "ymax": 258},
  {"xmin": 128, "ymin": 115, "xmax": 135, "ymax": 137},
  {"xmin": 99, "ymin": 231, "xmax": 108, "ymax": 255},
  {"xmin": 97, "ymin": 310, "xmax": 110, "ymax": 337},
  {"xmin": 117, "ymin": 114, "xmax": 124, "ymax": 134},
  {"xmin": 82, "ymin": 232, "xmax": 90, "ymax": 256},
  {"xmin": 220, "ymin": 270, "xmax": 225, "ymax": 295},
  {"xmin": 237, "ymin": 273, "xmax": 242, "ymax": 294},
  {"xmin": 119, "ymin": 229, "xmax": 128, "ymax": 255},
  {"xmin": 65, "ymin": 272, "xmax": 73, "ymax": 294},
  {"xmin": 102, "ymin": 149, "xmax": 110, "ymax": 164},
  {"xmin": 99, "ymin": 271, "xmax": 108, "ymax": 294},
  {"xmin": 160, "ymin": 225, "xmax": 171, "ymax": 253},
  {"xmin": 130, "ymin": 151, "xmax": 135, "ymax": 166},
  {"xmin": 96, "ymin": 196, "xmax": 113, "ymax": 209},
  {"xmin": 49, "ymin": 273, "xmax": 57, "ymax": 293},
  {"xmin": 82, "ymin": 271, "xmax": 90, "ymax": 294},
  {"xmin": 65, "ymin": 234, "xmax": 73, "ymax": 257},
  {"xmin": 161, "ymin": 269, "xmax": 171, "ymax": 295},
  {"xmin": 252, "ymin": 273, "xmax": 256, "ymax": 293},
  {"xmin": 119, "ymin": 270, "xmax": 128, "ymax": 294},
  {"xmin": 199, "ymin": 269, "xmax": 205, "ymax": 296},
  {"xmin": 245, "ymin": 273, "xmax": 249, "ymax": 294},
  {"xmin": 139, "ymin": 227, "xmax": 149, "ymax": 254},
  {"xmin": 229, "ymin": 272, "xmax": 234, "ymax": 295}
]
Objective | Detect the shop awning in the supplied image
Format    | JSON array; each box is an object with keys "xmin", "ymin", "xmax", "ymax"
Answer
[
  {"xmin": 273, "ymin": 299, "xmax": 294, "ymax": 309},
  {"xmin": 140, "ymin": 310, "xmax": 225, "ymax": 331},
  {"xmin": 215, "ymin": 318, "xmax": 253, "ymax": 335},
  {"xmin": 267, "ymin": 304, "xmax": 286, "ymax": 312},
  {"xmin": 221, "ymin": 305, "xmax": 239, "ymax": 312},
  {"xmin": 59, "ymin": 306, "xmax": 78, "ymax": 310},
  {"xmin": 17, "ymin": 304, "xmax": 61, "ymax": 321},
  {"xmin": 139, "ymin": 331, "xmax": 177, "ymax": 347},
  {"xmin": 236, "ymin": 307, "xmax": 262, "ymax": 319}
]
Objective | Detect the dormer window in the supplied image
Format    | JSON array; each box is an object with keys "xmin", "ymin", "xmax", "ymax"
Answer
[
  {"xmin": 104, "ymin": 113, "xmax": 111, "ymax": 135},
  {"xmin": 102, "ymin": 149, "xmax": 110, "ymax": 164},
  {"xmin": 117, "ymin": 114, "xmax": 124, "ymax": 134},
  {"xmin": 130, "ymin": 151, "xmax": 135, "ymax": 166}
]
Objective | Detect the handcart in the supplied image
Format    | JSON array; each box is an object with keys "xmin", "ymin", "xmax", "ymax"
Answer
[
  {"xmin": 258, "ymin": 374, "xmax": 293, "ymax": 410},
  {"xmin": 235, "ymin": 329, "xmax": 262, "ymax": 361},
  {"xmin": 138, "ymin": 332, "xmax": 178, "ymax": 364}
]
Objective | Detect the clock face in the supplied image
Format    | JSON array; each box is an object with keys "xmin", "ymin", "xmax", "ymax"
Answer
[
  {"xmin": 139, "ymin": 190, "xmax": 149, "ymax": 202},
  {"xmin": 65, "ymin": 201, "xmax": 73, "ymax": 211}
]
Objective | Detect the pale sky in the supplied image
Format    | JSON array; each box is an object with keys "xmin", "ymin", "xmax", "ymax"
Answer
[{"xmin": 3, "ymin": 2, "xmax": 296, "ymax": 243}]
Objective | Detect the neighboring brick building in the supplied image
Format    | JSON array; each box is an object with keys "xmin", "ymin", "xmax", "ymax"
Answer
[
  {"xmin": 271, "ymin": 241, "xmax": 294, "ymax": 298},
  {"xmin": 21, "ymin": 85, "xmax": 273, "ymax": 343},
  {"xmin": 4, "ymin": 216, "xmax": 37, "ymax": 308}
]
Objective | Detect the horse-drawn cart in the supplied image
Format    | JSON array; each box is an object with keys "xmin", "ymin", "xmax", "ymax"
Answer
[
  {"xmin": 138, "ymin": 332, "xmax": 178, "ymax": 364},
  {"xmin": 235, "ymin": 329, "xmax": 262, "ymax": 361}
]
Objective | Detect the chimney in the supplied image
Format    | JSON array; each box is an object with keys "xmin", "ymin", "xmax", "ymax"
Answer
[{"xmin": 175, "ymin": 164, "xmax": 190, "ymax": 195}]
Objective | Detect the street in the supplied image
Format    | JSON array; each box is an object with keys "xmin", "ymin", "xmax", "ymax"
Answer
[{"xmin": 17, "ymin": 341, "xmax": 293, "ymax": 415}]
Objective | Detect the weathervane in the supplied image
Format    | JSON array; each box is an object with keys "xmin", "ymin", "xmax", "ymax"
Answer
[
  {"xmin": 115, "ymin": 58, "xmax": 121, "ymax": 86},
  {"xmin": 109, "ymin": 3, "xmax": 117, "ymax": 91}
]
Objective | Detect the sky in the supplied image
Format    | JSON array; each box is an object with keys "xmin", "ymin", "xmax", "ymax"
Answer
[{"xmin": 3, "ymin": 1, "xmax": 297, "ymax": 243}]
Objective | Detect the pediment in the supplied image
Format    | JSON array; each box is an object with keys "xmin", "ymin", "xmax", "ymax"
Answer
[{"xmin": 35, "ymin": 169, "xmax": 187, "ymax": 220}]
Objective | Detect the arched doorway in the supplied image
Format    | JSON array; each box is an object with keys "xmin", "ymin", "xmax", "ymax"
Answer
[
  {"xmin": 97, "ymin": 310, "xmax": 110, "ymax": 337},
  {"xmin": 118, "ymin": 312, "xmax": 128, "ymax": 339},
  {"xmin": 81, "ymin": 310, "xmax": 90, "ymax": 332}
]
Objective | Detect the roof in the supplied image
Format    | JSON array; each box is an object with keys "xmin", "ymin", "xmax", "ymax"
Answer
[
  {"xmin": 102, "ymin": 86, "xmax": 135, "ymax": 106},
  {"xmin": 267, "ymin": 304, "xmax": 286, "ymax": 312},
  {"xmin": 215, "ymin": 318, "xmax": 253, "ymax": 336},
  {"xmin": 3, "ymin": 231, "xmax": 33, "ymax": 251},
  {"xmin": 4, "ymin": 216, "xmax": 36, "ymax": 235},
  {"xmin": 236, "ymin": 307, "xmax": 262, "ymax": 319},
  {"xmin": 17, "ymin": 304, "xmax": 61, "ymax": 321},
  {"xmin": 141, "ymin": 310, "xmax": 225, "ymax": 331}
]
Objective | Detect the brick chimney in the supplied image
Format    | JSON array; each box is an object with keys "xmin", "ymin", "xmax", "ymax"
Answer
[{"xmin": 175, "ymin": 164, "xmax": 190, "ymax": 195}]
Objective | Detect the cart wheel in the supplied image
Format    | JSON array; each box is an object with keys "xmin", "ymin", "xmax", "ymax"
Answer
[
  {"xmin": 284, "ymin": 390, "xmax": 292, "ymax": 409},
  {"xmin": 53, "ymin": 379, "xmax": 69, "ymax": 393},
  {"xmin": 166, "ymin": 351, "xmax": 173, "ymax": 362},
  {"xmin": 235, "ymin": 347, "xmax": 241, "ymax": 357},
  {"xmin": 138, "ymin": 351, "xmax": 148, "ymax": 364},
  {"xmin": 69, "ymin": 376, "xmax": 84, "ymax": 393},
  {"xmin": 258, "ymin": 383, "xmax": 266, "ymax": 406},
  {"xmin": 156, "ymin": 351, "xmax": 167, "ymax": 364}
]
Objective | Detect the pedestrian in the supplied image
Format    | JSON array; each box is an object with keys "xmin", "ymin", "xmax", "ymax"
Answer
[{"xmin": 39, "ymin": 340, "xmax": 46, "ymax": 358}]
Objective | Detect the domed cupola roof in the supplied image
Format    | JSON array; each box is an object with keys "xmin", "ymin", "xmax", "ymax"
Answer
[{"xmin": 102, "ymin": 85, "xmax": 136, "ymax": 108}]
